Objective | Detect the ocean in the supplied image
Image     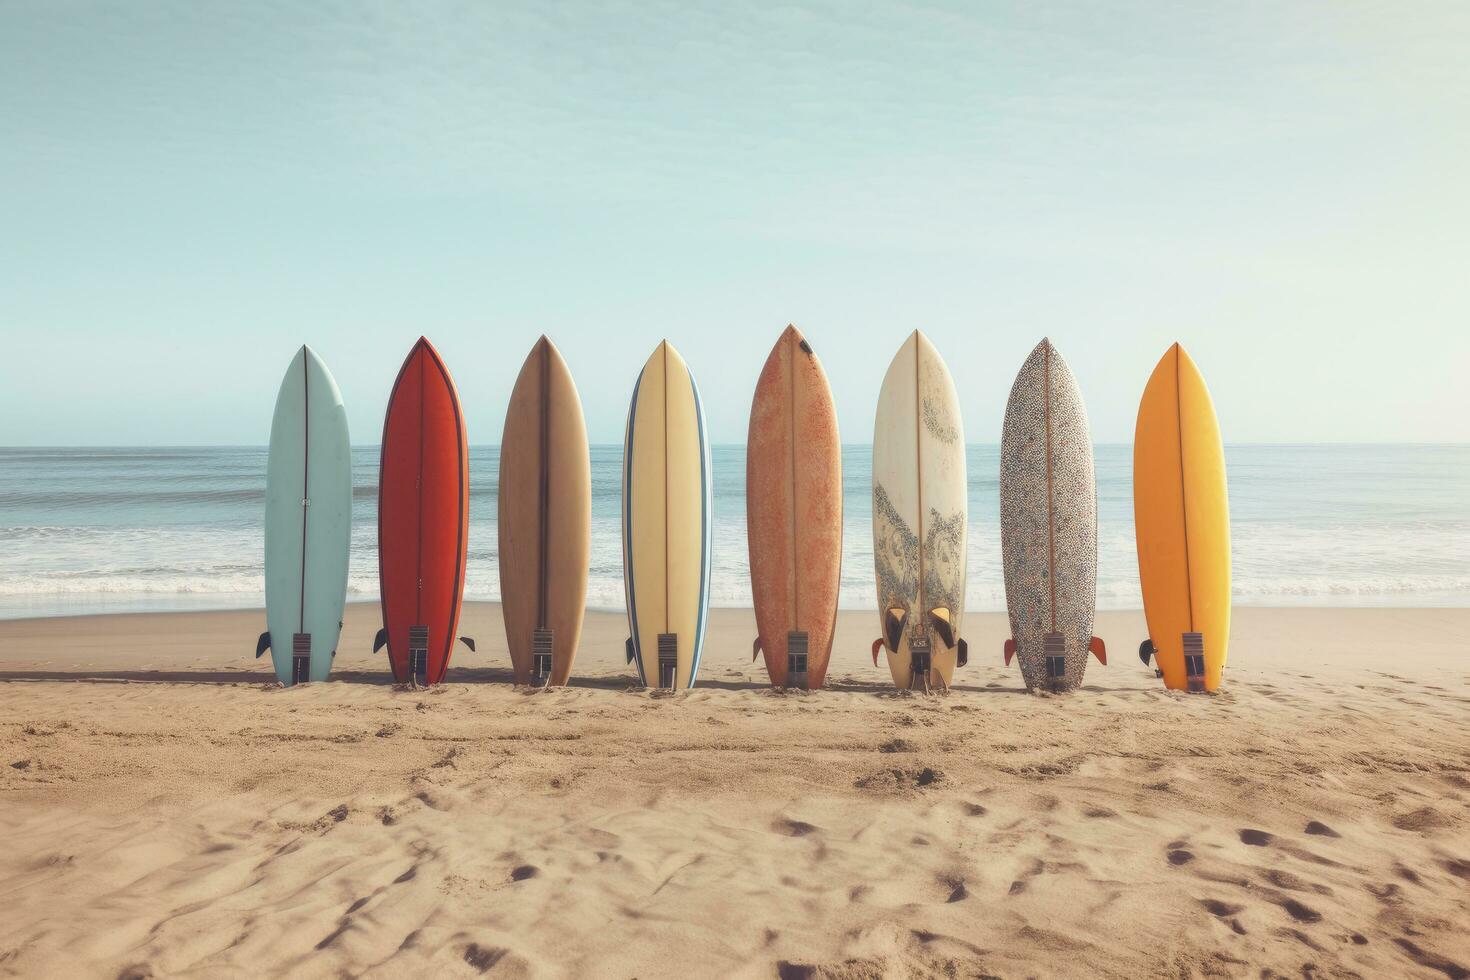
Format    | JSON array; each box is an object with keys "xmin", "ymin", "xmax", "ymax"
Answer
[{"xmin": 0, "ymin": 445, "xmax": 1465, "ymax": 620}]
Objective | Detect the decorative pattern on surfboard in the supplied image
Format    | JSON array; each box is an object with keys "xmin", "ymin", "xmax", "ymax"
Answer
[
  {"xmin": 871, "ymin": 330, "xmax": 968, "ymax": 690},
  {"xmin": 1000, "ymin": 338, "xmax": 1101, "ymax": 692}
]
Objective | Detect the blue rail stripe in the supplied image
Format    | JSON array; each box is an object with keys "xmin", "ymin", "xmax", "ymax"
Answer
[
  {"xmin": 622, "ymin": 367, "xmax": 646, "ymax": 685},
  {"xmin": 688, "ymin": 367, "xmax": 711, "ymax": 687}
]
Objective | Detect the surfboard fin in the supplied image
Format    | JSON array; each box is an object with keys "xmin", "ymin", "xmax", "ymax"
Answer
[
  {"xmin": 928, "ymin": 608, "xmax": 955, "ymax": 648},
  {"xmin": 625, "ymin": 637, "xmax": 635, "ymax": 665},
  {"xmin": 1003, "ymin": 638, "xmax": 1015, "ymax": 666},
  {"xmin": 459, "ymin": 636, "xmax": 476, "ymax": 652},
  {"xmin": 255, "ymin": 631, "xmax": 271, "ymax": 659},
  {"xmin": 752, "ymin": 637, "xmax": 762, "ymax": 662},
  {"xmin": 884, "ymin": 607, "xmax": 907, "ymax": 654},
  {"xmin": 1139, "ymin": 639, "xmax": 1155, "ymax": 667},
  {"xmin": 373, "ymin": 628, "xmax": 388, "ymax": 654},
  {"xmin": 1089, "ymin": 636, "xmax": 1107, "ymax": 665},
  {"xmin": 871, "ymin": 637, "xmax": 883, "ymax": 666},
  {"xmin": 957, "ymin": 638, "xmax": 968, "ymax": 668}
]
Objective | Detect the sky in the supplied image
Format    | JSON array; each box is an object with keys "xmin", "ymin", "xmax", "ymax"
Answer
[{"xmin": 2, "ymin": 1, "xmax": 1467, "ymax": 446}]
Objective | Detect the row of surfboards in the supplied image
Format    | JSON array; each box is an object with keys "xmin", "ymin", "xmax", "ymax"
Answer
[{"xmin": 258, "ymin": 328, "xmax": 1230, "ymax": 695}]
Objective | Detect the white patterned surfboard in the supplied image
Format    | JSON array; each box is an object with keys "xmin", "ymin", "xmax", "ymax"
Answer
[{"xmin": 870, "ymin": 331, "xmax": 968, "ymax": 690}]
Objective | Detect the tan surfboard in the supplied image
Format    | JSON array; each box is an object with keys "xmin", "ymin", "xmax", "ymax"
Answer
[
  {"xmin": 746, "ymin": 325, "xmax": 843, "ymax": 689},
  {"xmin": 871, "ymin": 330, "xmax": 969, "ymax": 691},
  {"xmin": 498, "ymin": 336, "xmax": 592, "ymax": 686},
  {"xmin": 621, "ymin": 340, "xmax": 713, "ymax": 689}
]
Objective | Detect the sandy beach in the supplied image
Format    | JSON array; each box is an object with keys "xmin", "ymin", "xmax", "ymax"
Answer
[{"xmin": 1, "ymin": 604, "xmax": 1467, "ymax": 978}]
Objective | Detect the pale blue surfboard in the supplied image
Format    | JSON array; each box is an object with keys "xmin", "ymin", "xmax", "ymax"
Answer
[{"xmin": 257, "ymin": 346, "xmax": 352, "ymax": 685}]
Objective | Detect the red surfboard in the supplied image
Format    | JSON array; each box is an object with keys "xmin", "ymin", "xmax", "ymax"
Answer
[{"xmin": 373, "ymin": 337, "xmax": 473, "ymax": 685}]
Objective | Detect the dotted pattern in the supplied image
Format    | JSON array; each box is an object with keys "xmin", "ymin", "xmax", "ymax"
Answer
[{"xmin": 999, "ymin": 339, "xmax": 1099, "ymax": 692}]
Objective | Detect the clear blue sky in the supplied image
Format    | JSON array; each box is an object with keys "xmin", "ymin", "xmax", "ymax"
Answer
[{"xmin": 2, "ymin": 2, "xmax": 1466, "ymax": 446}]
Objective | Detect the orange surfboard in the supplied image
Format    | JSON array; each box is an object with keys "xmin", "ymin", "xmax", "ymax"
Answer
[
  {"xmin": 746, "ymin": 326, "xmax": 843, "ymax": 689},
  {"xmin": 1133, "ymin": 343, "xmax": 1231, "ymax": 692}
]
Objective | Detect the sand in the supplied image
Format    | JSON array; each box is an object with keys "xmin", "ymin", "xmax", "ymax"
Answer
[{"xmin": 1, "ymin": 604, "xmax": 1467, "ymax": 979}]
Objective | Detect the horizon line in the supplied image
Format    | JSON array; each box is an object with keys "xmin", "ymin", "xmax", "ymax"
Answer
[{"xmin": 3, "ymin": 441, "xmax": 1468, "ymax": 451}]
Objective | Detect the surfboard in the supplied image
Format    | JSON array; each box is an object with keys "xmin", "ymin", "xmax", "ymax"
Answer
[
  {"xmin": 257, "ymin": 345, "xmax": 352, "ymax": 686},
  {"xmin": 498, "ymin": 336, "xmax": 591, "ymax": 687},
  {"xmin": 746, "ymin": 325, "xmax": 843, "ymax": 690},
  {"xmin": 374, "ymin": 337, "xmax": 472, "ymax": 686},
  {"xmin": 999, "ymin": 339, "xmax": 1106, "ymax": 692},
  {"xmin": 1133, "ymin": 343, "xmax": 1231, "ymax": 693},
  {"xmin": 870, "ymin": 330, "xmax": 968, "ymax": 691},
  {"xmin": 622, "ymin": 340, "xmax": 712, "ymax": 689}
]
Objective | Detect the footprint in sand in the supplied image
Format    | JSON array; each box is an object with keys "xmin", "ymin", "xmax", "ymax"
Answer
[
  {"xmin": 463, "ymin": 943, "xmax": 508, "ymax": 972},
  {"xmin": 774, "ymin": 818, "xmax": 817, "ymax": 838},
  {"xmin": 510, "ymin": 864, "xmax": 538, "ymax": 881},
  {"xmin": 1273, "ymin": 896, "xmax": 1322, "ymax": 923},
  {"xmin": 1198, "ymin": 898, "xmax": 1243, "ymax": 917},
  {"xmin": 1198, "ymin": 898, "xmax": 1248, "ymax": 935},
  {"xmin": 1304, "ymin": 820, "xmax": 1340, "ymax": 838},
  {"xmin": 1393, "ymin": 937, "xmax": 1469, "ymax": 978},
  {"xmin": 1238, "ymin": 829, "xmax": 1273, "ymax": 846}
]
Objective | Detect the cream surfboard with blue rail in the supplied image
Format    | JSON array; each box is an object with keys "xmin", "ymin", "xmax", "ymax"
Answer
[
  {"xmin": 621, "ymin": 340, "xmax": 713, "ymax": 689},
  {"xmin": 256, "ymin": 345, "xmax": 352, "ymax": 685}
]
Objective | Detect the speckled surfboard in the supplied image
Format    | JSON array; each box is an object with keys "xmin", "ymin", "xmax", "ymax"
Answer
[
  {"xmin": 999, "ymin": 339, "xmax": 1105, "ymax": 692},
  {"xmin": 871, "ymin": 330, "xmax": 969, "ymax": 691}
]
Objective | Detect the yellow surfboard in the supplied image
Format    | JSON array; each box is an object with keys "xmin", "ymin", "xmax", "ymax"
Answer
[{"xmin": 1133, "ymin": 343, "xmax": 1231, "ymax": 692}]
